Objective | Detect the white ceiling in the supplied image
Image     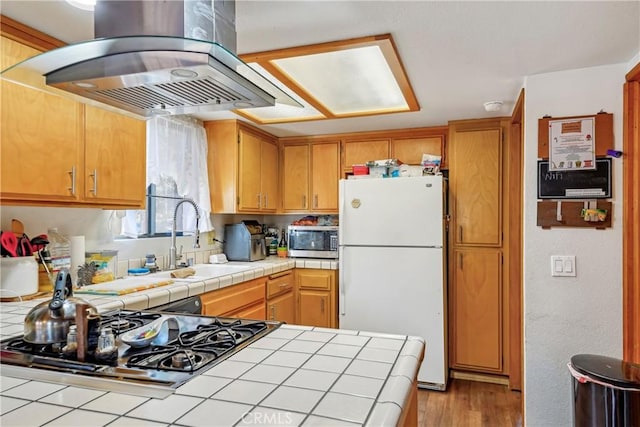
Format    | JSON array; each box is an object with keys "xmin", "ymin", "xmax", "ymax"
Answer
[{"xmin": 1, "ymin": 1, "xmax": 638, "ymax": 138}]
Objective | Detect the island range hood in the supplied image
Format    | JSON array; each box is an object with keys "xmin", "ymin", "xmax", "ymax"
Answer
[{"xmin": 0, "ymin": 0, "xmax": 300, "ymax": 118}]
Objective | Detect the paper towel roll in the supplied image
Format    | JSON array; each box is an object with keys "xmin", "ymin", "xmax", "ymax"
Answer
[{"xmin": 70, "ymin": 235, "xmax": 85, "ymax": 286}]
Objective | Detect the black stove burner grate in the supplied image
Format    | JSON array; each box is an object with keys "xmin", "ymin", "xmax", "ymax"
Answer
[
  {"xmin": 100, "ymin": 311, "xmax": 162, "ymax": 335},
  {"xmin": 0, "ymin": 310, "xmax": 281, "ymax": 393},
  {"xmin": 125, "ymin": 320, "xmax": 268, "ymax": 372}
]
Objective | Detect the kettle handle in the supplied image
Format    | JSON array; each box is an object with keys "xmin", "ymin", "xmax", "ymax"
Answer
[{"xmin": 49, "ymin": 269, "xmax": 72, "ymax": 311}]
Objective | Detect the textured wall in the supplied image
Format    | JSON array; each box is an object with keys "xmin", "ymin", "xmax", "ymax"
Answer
[{"xmin": 523, "ymin": 63, "xmax": 625, "ymax": 426}]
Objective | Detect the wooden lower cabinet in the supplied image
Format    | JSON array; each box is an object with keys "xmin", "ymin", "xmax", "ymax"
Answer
[
  {"xmin": 450, "ymin": 248, "xmax": 503, "ymax": 372},
  {"xmin": 295, "ymin": 269, "xmax": 337, "ymax": 328},
  {"xmin": 201, "ymin": 277, "xmax": 266, "ymax": 319},
  {"xmin": 266, "ymin": 271, "xmax": 295, "ymax": 324},
  {"xmin": 398, "ymin": 380, "xmax": 419, "ymax": 427}
]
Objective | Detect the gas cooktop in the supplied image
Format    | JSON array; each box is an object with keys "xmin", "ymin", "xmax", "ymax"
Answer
[{"xmin": 0, "ymin": 310, "xmax": 281, "ymax": 398}]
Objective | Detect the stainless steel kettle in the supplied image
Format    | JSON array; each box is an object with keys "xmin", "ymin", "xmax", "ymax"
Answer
[{"xmin": 23, "ymin": 269, "xmax": 98, "ymax": 344}]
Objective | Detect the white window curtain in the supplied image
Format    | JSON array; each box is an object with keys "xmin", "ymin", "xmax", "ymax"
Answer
[{"xmin": 123, "ymin": 116, "xmax": 214, "ymax": 236}]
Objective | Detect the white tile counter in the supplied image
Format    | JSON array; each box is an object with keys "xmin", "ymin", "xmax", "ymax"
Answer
[
  {"xmin": 0, "ymin": 256, "xmax": 424, "ymax": 426},
  {"xmin": 0, "ymin": 257, "xmax": 333, "ymax": 328},
  {"xmin": 0, "ymin": 323, "xmax": 423, "ymax": 426}
]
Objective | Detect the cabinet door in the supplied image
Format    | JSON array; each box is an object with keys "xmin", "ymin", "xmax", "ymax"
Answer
[
  {"xmin": 450, "ymin": 248, "xmax": 502, "ymax": 372},
  {"xmin": 311, "ymin": 142, "xmax": 339, "ymax": 212},
  {"xmin": 260, "ymin": 140, "xmax": 278, "ymax": 211},
  {"xmin": 1, "ymin": 37, "xmax": 83, "ymax": 204},
  {"xmin": 392, "ymin": 136, "xmax": 443, "ymax": 165},
  {"xmin": 268, "ymin": 291, "xmax": 295, "ymax": 324},
  {"xmin": 1, "ymin": 81, "xmax": 83, "ymax": 203},
  {"xmin": 298, "ymin": 290, "xmax": 331, "ymax": 328},
  {"xmin": 238, "ymin": 130, "xmax": 263, "ymax": 211},
  {"xmin": 84, "ymin": 106, "xmax": 146, "ymax": 207},
  {"xmin": 450, "ymin": 129, "xmax": 502, "ymax": 246},
  {"xmin": 343, "ymin": 139, "xmax": 390, "ymax": 168},
  {"xmin": 282, "ymin": 144, "xmax": 309, "ymax": 211}
]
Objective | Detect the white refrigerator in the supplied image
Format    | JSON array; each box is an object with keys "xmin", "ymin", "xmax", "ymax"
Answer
[{"xmin": 339, "ymin": 175, "xmax": 447, "ymax": 390}]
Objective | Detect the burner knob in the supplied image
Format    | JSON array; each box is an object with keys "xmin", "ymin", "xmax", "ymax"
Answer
[{"xmin": 172, "ymin": 353, "xmax": 189, "ymax": 369}]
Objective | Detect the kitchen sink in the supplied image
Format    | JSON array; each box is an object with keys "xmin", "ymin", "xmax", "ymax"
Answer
[{"xmin": 146, "ymin": 263, "xmax": 253, "ymax": 282}]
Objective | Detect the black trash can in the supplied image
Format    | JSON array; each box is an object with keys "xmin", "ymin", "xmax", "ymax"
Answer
[{"xmin": 570, "ymin": 354, "xmax": 640, "ymax": 427}]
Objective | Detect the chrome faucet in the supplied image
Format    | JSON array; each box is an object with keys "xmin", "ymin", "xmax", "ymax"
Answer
[{"xmin": 169, "ymin": 198, "xmax": 200, "ymax": 270}]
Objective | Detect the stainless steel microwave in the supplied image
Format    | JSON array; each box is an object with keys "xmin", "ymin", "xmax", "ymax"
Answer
[{"xmin": 287, "ymin": 225, "xmax": 338, "ymax": 259}]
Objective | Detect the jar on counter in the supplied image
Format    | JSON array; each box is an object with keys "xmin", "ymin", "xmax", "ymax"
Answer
[{"xmin": 95, "ymin": 327, "xmax": 118, "ymax": 365}]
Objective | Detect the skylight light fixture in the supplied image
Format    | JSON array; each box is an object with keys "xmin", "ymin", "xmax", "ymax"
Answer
[
  {"xmin": 65, "ymin": 0, "xmax": 96, "ymax": 12},
  {"xmin": 238, "ymin": 34, "xmax": 419, "ymax": 124}
]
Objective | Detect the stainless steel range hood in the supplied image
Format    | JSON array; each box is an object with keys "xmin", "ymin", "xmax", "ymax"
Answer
[{"xmin": 0, "ymin": 0, "xmax": 300, "ymax": 119}]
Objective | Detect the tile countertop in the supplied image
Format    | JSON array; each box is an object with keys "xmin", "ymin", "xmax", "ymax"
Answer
[
  {"xmin": 0, "ymin": 256, "xmax": 426, "ymax": 426},
  {"xmin": 0, "ymin": 257, "xmax": 335, "ymax": 330},
  {"xmin": 0, "ymin": 325, "xmax": 425, "ymax": 426}
]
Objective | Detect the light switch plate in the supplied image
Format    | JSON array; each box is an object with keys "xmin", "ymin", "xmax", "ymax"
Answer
[{"xmin": 551, "ymin": 255, "xmax": 576, "ymax": 277}]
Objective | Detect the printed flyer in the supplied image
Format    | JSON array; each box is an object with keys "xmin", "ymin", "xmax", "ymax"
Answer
[{"xmin": 548, "ymin": 117, "xmax": 596, "ymax": 171}]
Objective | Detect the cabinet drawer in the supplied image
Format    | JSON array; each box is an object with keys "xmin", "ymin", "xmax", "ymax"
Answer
[
  {"xmin": 202, "ymin": 278, "xmax": 266, "ymax": 317},
  {"xmin": 267, "ymin": 271, "xmax": 294, "ymax": 298},
  {"xmin": 296, "ymin": 269, "xmax": 334, "ymax": 290}
]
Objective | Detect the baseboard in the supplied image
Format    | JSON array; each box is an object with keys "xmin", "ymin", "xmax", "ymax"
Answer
[{"xmin": 449, "ymin": 370, "xmax": 509, "ymax": 385}]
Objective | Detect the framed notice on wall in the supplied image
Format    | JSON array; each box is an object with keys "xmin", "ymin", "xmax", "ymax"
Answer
[{"xmin": 548, "ymin": 117, "xmax": 596, "ymax": 171}]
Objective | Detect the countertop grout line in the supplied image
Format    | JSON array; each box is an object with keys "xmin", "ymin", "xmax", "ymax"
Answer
[{"xmin": 298, "ymin": 329, "xmax": 373, "ymax": 426}]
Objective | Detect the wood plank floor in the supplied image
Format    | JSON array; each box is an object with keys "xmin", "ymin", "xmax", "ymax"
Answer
[{"xmin": 417, "ymin": 379, "xmax": 523, "ymax": 426}]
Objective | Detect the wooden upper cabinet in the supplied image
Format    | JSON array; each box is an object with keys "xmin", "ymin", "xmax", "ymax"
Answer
[
  {"xmin": 238, "ymin": 128, "xmax": 278, "ymax": 213},
  {"xmin": 238, "ymin": 130, "xmax": 262, "ymax": 211},
  {"xmin": 281, "ymin": 141, "xmax": 338, "ymax": 213},
  {"xmin": 449, "ymin": 128, "xmax": 502, "ymax": 246},
  {"xmin": 282, "ymin": 144, "xmax": 310, "ymax": 211},
  {"xmin": 84, "ymin": 106, "xmax": 146, "ymax": 207},
  {"xmin": 342, "ymin": 139, "xmax": 390, "ymax": 170},
  {"xmin": 205, "ymin": 120, "xmax": 278, "ymax": 213},
  {"xmin": 1, "ymin": 80, "xmax": 84, "ymax": 203},
  {"xmin": 260, "ymin": 139, "xmax": 278, "ymax": 211},
  {"xmin": 311, "ymin": 142, "xmax": 339, "ymax": 212},
  {"xmin": 1, "ymin": 37, "xmax": 83, "ymax": 204},
  {"xmin": 392, "ymin": 136, "xmax": 444, "ymax": 166},
  {"xmin": 1, "ymin": 36, "xmax": 145, "ymax": 208}
]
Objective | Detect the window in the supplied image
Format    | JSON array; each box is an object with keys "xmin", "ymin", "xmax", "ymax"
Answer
[{"xmin": 121, "ymin": 116, "xmax": 213, "ymax": 238}]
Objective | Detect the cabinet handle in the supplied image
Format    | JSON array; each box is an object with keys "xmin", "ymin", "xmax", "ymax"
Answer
[
  {"xmin": 314, "ymin": 194, "xmax": 318, "ymax": 209},
  {"xmin": 458, "ymin": 226, "xmax": 463, "ymax": 243},
  {"xmin": 68, "ymin": 166, "xmax": 76, "ymax": 196},
  {"xmin": 302, "ymin": 195, "xmax": 306, "ymax": 209},
  {"xmin": 264, "ymin": 194, "xmax": 268, "ymax": 208},
  {"xmin": 459, "ymin": 253, "xmax": 463, "ymax": 271},
  {"xmin": 320, "ymin": 298, "xmax": 325, "ymax": 313},
  {"xmin": 257, "ymin": 193, "xmax": 261, "ymax": 207},
  {"xmin": 89, "ymin": 169, "xmax": 98, "ymax": 195},
  {"xmin": 270, "ymin": 305, "xmax": 275, "ymax": 320},
  {"xmin": 270, "ymin": 271, "xmax": 292, "ymax": 280}
]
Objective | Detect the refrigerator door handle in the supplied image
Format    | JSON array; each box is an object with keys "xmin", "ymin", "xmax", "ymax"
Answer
[{"xmin": 339, "ymin": 246, "xmax": 345, "ymax": 315}]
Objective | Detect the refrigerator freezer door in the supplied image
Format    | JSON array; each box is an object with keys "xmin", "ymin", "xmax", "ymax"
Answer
[
  {"xmin": 339, "ymin": 176, "xmax": 443, "ymax": 247},
  {"xmin": 339, "ymin": 245, "xmax": 446, "ymax": 388}
]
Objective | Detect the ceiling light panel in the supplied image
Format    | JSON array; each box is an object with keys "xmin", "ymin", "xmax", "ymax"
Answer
[
  {"xmin": 236, "ymin": 63, "xmax": 325, "ymax": 123},
  {"xmin": 272, "ymin": 45, "xmax": 408, "ymax": 116}
]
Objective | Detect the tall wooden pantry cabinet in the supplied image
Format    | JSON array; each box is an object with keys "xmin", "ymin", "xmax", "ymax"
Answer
[{"xmin": 448, "ymin": 117, "xmax": 513, "ymax": 378}]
